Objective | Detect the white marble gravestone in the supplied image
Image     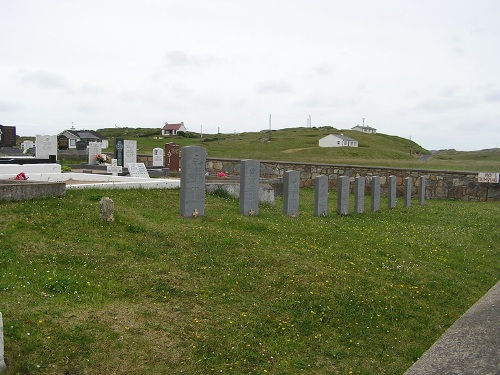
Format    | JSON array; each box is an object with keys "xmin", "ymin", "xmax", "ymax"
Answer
[
  {"xmin": 107, "ymin": 159, "xmax": 122, "ymax": 176},
  {"xmin": 88, "ymin": 142, "xmax": 102, "ymax": 165},
  {"xmin": 127, "ymin": 163, "xmax": 150, "ymax": 178},
  {"xmin": 35, "ymin": 135, "xmax": 57, "ymax": 160},
  {"xmin": 153, "ymin": 148, "xmax": 164, "ymax": 167},
  {"xmin": 123, "ymin": 140, "xmax": 137, "ymax": 168}
]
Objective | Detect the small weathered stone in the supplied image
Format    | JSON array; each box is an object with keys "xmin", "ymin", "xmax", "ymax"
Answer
[{"xmin": 99, "ymin": 197, "xmax": 114, "ymax": 222}]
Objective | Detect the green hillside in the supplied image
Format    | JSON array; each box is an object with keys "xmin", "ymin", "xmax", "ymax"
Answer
[{"xmin": 97, "ymin": 126, "xmax": 500, "ymax": 171}]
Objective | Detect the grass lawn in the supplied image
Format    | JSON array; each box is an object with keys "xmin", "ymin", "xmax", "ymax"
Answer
[{"xmin": 1, "ymin": 188, "xmax": 499, "ymax": 374}]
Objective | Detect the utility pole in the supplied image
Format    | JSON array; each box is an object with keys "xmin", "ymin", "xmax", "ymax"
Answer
[{"xmin": 269, "ymin": 114, "xmax": 272, "ymax": 141}]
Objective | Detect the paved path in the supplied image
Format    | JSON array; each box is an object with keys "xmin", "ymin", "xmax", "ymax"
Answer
[{"xmin": 405, "ymin": 280, "xmax": 500, "ymax": 374}]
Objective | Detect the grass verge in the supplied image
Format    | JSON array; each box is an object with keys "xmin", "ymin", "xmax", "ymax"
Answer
[{"xmin": 1, "ymin": 188, "xmax": 499, "ymax": 374}]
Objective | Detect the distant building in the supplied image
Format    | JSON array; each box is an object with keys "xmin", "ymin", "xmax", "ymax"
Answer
[
  {"xmin": 162, "ymin": 122, "xmax": 186, "ymax": 136},
  {"xmin": 57, "ymin": 129, "xmax": 109, "ymax": 150},
  {"xmin": 319, "ymin": 134, "xmax": 359, "ymax": 148},
  {"xmin": 351, "ymin": 125, "xmax": 376, "ymax": 134}
]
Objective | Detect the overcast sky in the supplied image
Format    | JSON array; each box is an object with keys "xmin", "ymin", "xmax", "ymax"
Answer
[{"xmin": 1, "ymin": 0, "xmax": 499, "ymax": 151}]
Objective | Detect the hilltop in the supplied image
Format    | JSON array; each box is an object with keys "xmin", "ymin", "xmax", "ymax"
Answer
[
  {"xmin": 95, "ymin": 126, "xmax": 500, "ymax": 171},
  {"xmin": 97, "ymin": 126, "xmax": 429, "ymax": 166}
]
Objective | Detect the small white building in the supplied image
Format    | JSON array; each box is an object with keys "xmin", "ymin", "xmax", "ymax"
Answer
[
  {"xmin": 319, "ymin": 134, "xmax": 359, "ymax": 148},
  {"xmin": 162, "ymin": 122, "xmax": 187, "ymax": 136},
  {"xmin": 351, "ymin": 125, "xmax": 376, "ymax": 134}
]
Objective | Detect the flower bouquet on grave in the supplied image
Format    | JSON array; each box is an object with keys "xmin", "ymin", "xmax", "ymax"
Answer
[{"xmin": 95, "ymin": 154, "xmax": 109, "ymax": 164}]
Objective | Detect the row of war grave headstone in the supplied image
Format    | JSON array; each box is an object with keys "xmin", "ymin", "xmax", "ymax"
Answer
[{"xmin": 179, "ymin": 146, "xmax": 426, "ymax": 218}]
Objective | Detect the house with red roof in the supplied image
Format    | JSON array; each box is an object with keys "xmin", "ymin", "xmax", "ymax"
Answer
[{"xmin": 162, "ymin": 122, "xmax": 186, "ymax": 136}]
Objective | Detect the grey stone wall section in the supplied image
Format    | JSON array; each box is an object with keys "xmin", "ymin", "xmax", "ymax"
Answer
[
  {"xmin": 404, "ymin": 177, "xmax": 412, "ymax": 208},
  {"xmin": 240, "ymin": 159, "xmax": 260, "ymax": 216},
  {"xmin": 180, "ymin": 146, "xmax": 206, "ymax": 218},
  {"xmin": 0, "ymin": 312, "xmax": 5, "ymax": 372},
  {"xmin": 388, "ymin": 175, "xmax": 397, "ymax": 209},
  {"xmin": 354, "ymin": 176, "xmax": 365, "ymax": 214},
  {"xmin": 283, "ymin": 170, "xmax": 300, "ymax": 217},
  {"xmin": 371, "ymin": 176, "xmax": 381, "ymax": 212},
  {"xmin": 314, "ymin": 175, "xmax": 328, "ymax": 217},
  {"xmin": 419, "ymin": 176, "xmax": 426, "ymax": 205},
  {"xmin": 337, "ymin": 175, "xmax": 349, "ymax": 215},
  {"xmin": 204, "ymin": 158, "xmax": 500, "ymax": 201}
]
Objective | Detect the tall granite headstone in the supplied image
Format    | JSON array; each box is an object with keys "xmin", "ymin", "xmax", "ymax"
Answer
[
  {"xmin": 240, "ymin": 159, "xmax": 260, "ymax": 216},
  {"xmin": 419, "ymin": 176, "xmax": 426, "ymax": 205},
  {"xmin": 314, "ymin": 175, "xmax": 328, "ymax": 217},
  {"xmin": 165, "ymin": 143, "xmax": 180, "ymax": 172},
  {"xmin": 404, "ymin": 177, "xmax": 412, "ymax": 208},
  {"xmin": 88, "ymin": 141, "xmax": 102, "ymax": 165},
  {"xmin": 354, "ymin": 176, "xmax": 365, "ymax": 214},
  {"xmin": 35, "ymin": 135, "xmax": 57, "ymax": 160},
  {"xmin": 153, "ymin": 148, "xmax": 164, "ymax": 167},
  {"xmin": 337, "ymin": 175, "xmax": 350, "ymax": 215},
  {"xmin": 388, "ymin": 175, "xmax": 397, "ymax": 209},
  {"xmin": 283, "ymin": 170, "xmax": 300, "ymax": 217},
  {"xmin": 180, "ymin": 146, "xmax": 206, "ymax": 218},
  {"xmin": 371, "ymin": 176, "xmax": 381, "ymax": 212},
  {"xmin": 123, "ymin": 140, "xmax": 137, "ymax": 168},
  {"xmin": 114, "ymin": 138, "xmax": 124, "ymax": 166}
]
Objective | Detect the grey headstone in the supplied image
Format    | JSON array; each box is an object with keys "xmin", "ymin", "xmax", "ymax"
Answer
[
  {"xmin": 88, "ymin": 141, "xmax": 102, "ymax": 165},
  {"xmin": 123, "ymin": 140, "xmax": 137, "ymax": 168},
  {"xmin": 419, "ymin": 176, "xmax": 426, "ymax": 205},
  {"xmin": 99, "ymin": 197, "xmax": 114, "ymax": 222},
  {"xmin": 283, "ymin": 170, "xmax": 300, "ymax": 217},
  {"xmin": 180, "ymin": 146, "xmax": 206, "ymax": 218},
  {"xmin": 0, "ymin": 312, "xmax": 5, "ymax": 371},
  {"xmin": 388, "ymin": 175, "xmax": 397, "ymax": 209},
  {"xmin": 35, "ymin": 135, "xmax": 57, "ymax": 160},
  {"xmin": 404, "ymin": 177, "xmax": 412, "ymax": 208},
  {"xmin": 354, "ymin": 176, "xmax": 365, "ymax": 214},
  {"xmin": 240, "ymin": 159, "xmax": 260, "ymax": 216},
  {"xmin": 371, "ymin": 176, "xmax": 381, "ymax": 212},
  {"xmin": 337, "ymin": 175, "xmax": 349, "ymax": 215},
  {"xmin": 314, "ymin": 175, "xmax": 328, "ymax": 217},
  {"xmin": 153, "ymin": 148, "xmax": 164, "ymax": 167},
  {"xmin": 114, "ymin": 138, "xmax": 124, "ymax": 166}
]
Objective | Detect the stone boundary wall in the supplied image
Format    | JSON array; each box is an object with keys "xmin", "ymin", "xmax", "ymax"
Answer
[{"xmin": 204, "ymin": 158, "xmax": 500, "ymax": 201}]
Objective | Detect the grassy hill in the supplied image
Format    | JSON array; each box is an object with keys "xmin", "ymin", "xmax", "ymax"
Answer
[{"xmin": 97, "ymin": 126, "xmax": 500, "ymax": 171}]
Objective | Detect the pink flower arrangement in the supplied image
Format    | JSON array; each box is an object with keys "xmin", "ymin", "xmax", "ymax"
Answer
[
  {"xmin": 217, "ymin": 171, "xmax": 228, "ymax": 178},
  {"xmin": 95, "ymin": 154, "xmax": 109, "ymax": 164}
]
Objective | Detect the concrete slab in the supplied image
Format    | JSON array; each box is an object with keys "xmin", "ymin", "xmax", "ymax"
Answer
[
  {"xmin": 405, "ymin": 280, "xmax": 500, "ymax": 374},
  {"xmin": 0, "ymin": 163, "xmax": 61, "ymax": 175}
]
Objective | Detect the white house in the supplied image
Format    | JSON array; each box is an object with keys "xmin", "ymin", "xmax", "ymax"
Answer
[
  {"xmin": 162, "ymin": 122, "xmax": 187, "ymax": 136},
  {"xmin": 351, "ymin": 125, "xmax": 376, "ymax": 134},
  {"xmin": 319, "ymin": 134, "xmax": 359, "ymax": 148},
  {"xmin": 57, "ymin": 129, "xmax": 109, "ymax": 149}
]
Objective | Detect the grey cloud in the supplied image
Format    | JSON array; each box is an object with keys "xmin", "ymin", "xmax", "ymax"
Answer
[
  {"xmin": 20, "ymin": 70, "xmax": 70, "ymax": 90},
  {"xmin": 484, "ymin": 89, "xmax": 500, "ymax": 102},
  {"xmin": 416, "ymin": 97, "xmax": 475, "ymax": 113},
  {"xmin": 257, "ymin": 80, "xmax": 293, "ymax": 94}
]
